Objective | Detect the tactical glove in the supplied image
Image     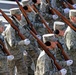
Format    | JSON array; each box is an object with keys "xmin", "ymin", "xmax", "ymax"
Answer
[
  {"xmin": 52, "ymin": 14, "xmax": 58, "ymax": 20},
  {"xmin": 60, "ymin": 68, "xmax": 67, "ymax": 75},
  {"xmin": 63, "ymin": 8, "xmax": 70, "ymax": 14},
  {"xmin": 66, "ymin": 59, "xmax": 73, "ymax": 66},
  {"xmin": 24, "ymin": 39, "xmax": 30, "ymax": 45},
  {"xmin": 7, "ymin": 55, "xmax": 14, "ymax": 61}
]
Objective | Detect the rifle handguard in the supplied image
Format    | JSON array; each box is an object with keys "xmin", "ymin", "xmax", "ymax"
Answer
[
  {"xmin": 0, "ymin": 40, "xmax": 11, "ymax": 55},
  {"xmin": 57, "ymin": 40, "xmax": 70, "ymax": 60}
]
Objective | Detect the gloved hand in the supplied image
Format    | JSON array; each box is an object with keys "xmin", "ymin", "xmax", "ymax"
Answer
[
  {"xmin": 7, "ymin": 55, "xmax": 14, "ymax": 61},
  {"xmin": 36, "ymin": 35, "xmax": 41, "ymax": 40},
  {"xmin": 60, "ymin": 68, "xmax": 67, "ymax": 75},
  {"xmin": 72, "ymin": 4, "xmax": 76, "ymax": 9},
  {"xmin": 66, "ymin": 59, "xmax": 73, "ymax": 66},
  {"xmin": 63, "ymin": 8, "xmax": 70, "ymax": 14},
  {"xmin": 52, "ymin": 14, "xmax": 58, "ymax": 20},
  {"xmin": 24, "ymin": 39, "xmax": 30, "ymax": 45},
  {"xmin": 23, "ymin": 50, "xmax": 28, "ymax": 56}
]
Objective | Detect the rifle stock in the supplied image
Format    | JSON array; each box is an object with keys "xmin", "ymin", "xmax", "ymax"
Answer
[
  {"xmin": 32, "ymin": 4, "xmax": 53, "ymax": 33},
  {"xmin": 0, "ymin": 40, "xmax": 11, "ymax": 55},
  {"xmin": 0, "ymin": 9, "xmax": 26, "ymax": 40},
  {"xmin": 24, "ymin": 26, "xmax": 62, "ymax": 70},
  {"xmin": 16, "ymin": 0, "xmax": 37, "ymax": 35}
]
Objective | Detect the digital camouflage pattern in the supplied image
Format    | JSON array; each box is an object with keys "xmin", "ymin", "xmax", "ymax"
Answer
[
  {"xmin": 64, "ymin": 25, "xmax": 76, "ymax": 75},
  {"xmin": 3, "ymin": 25, "xmax": 28, "ymax": 75}
]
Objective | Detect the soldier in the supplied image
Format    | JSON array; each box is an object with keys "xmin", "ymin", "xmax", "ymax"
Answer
[
  {"xmin": 0, "ymin": 20, "xmax": 14, "ymax": 75},
  {"xmin": 35, "ymin": 33, "xmax": 68, "ymax": 75},
  {"xmin": 3, "ymin": 8, "xmax": 31, "ymax": 75},
  {"xmin": 53, "ymin": 21, "xmax": 73, "ymax": 75},
  {"xmin": 22, "ymin": 0, "xmax": 48, "ymax": 36},
  {"xmin": 9, "ymin": 7, "xmax": 34, "ymax": 75},
  {"xmin": 39, "ymin": 0, "xmax": 59, "ymax": 29},
  {"xmin": 64, "ymin": 9, "xmax": 76, "ymax": 75},
  {"xmin": 55, "ymin": 0, "xmax": 70, "ymax": 19},
  {"xmin": 12, "ymin": 1, "xmax": 41, "ymax": 74},
  {"xmin": 53, "ymin": 21, "xmax": 66, "ymax": 45}
]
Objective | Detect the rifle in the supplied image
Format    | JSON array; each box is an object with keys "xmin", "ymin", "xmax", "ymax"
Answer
[
  {"xmin": 39, "ymin": 2, "xmax": 75, "ymax": 60},
  {"xmin": 48, "ymin": 5, "xmax": 76, "ymax": 32},
  {"xmin": 46, "ymin": 0, "xmax": 56, "ymax": 15},
  {"xmin": 59, "ymin": 0, "xmax": 68, "ymax": 8},
  {"xmin": 24, "ymin": 25, "xmax": 62, "ymax": 70},
  {"xmin": 11, "ymin": 16, "xmax": 22, "ymax": 26},
  {"xmin": 16, "ymin": 0, "xmax": 68, "ymax": 66},
  {"xmin": 64, "ymin": 0, "xmax": 74, "ymax": 9},
  {"xmin": 32, "ymin": 3, "xmax": 70, "ymax": 60},
  {"xmin": 59, "ymin": 0, "xmax": 74, "ymax": 9},
  {"xmin": 57, "ymin": 40, "xmax": 69, "ymax": 60},
  {"xmin": 0, "ymin": 40, "xmax": 11, "ymax": 55},
  {"xmin": 16, "ymin": 0, "xmax": 37, "ymax": 35},
  {"xmin": 32, "ymin": 4, "xmax": 53, "ymax": 33},
  {"xmin": 0, "ymin": 9, "xmax": 26, "ymax": 40}
]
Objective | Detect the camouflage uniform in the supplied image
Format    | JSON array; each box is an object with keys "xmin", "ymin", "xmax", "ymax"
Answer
[
  {"xmin": 35, "ymin": 34, "xmax": 67, "ymax": 75},
  {"xmin": 39, "ymin": 0, "xmax": 59, "ymax": 30},
  {"xmin": 64, "ymin": 26, "xmax": 76, "ymax": 75},
  {"xmin": 32, "ymin": 2, "xmax": 48, "ymax": 36},
  {"xmin": 53, "ymin": 21, "xmax": 67, "ymax": 51},
  {"xmin": 35, "ymin": 50, "xmax": 62, "ymax": 75},
  {"xmin": 3, "ymin": 7, "xmax": 29, "ymax": 75},
  {"xmin": 56, "ymin": 0, "xmax": 71, "ymax": 19},
  {"xmin": 27, "ymin": 11, "xmax": 48, "ymax": 36},
  {"xmin": 0, "ymin": 20, "xmax": 10, "ymax": 75},
  {"xmin": 22, "ymin": 0, "xmax": 48, "ymax": 37},
  {"xmin": 10, "ymin": 7, "xmax": 38, "ymax": 75},
  {"xmin": 64, "ymin": 9, "xmax": 76, "ymax": 75},
  {"xmin": 17, "ymin": 23, "xmax": 39, "ymax": 75},
  {"xmin": 21, "ymin": 1, "xmax": 42, "ymax": 74},
  {"xmin": 4, "ymin": 24, "xmax": 28, "ymax": 75},
  {"xmin": 53, "ymin": 21, "xmax": 73, "ymax": 75}
]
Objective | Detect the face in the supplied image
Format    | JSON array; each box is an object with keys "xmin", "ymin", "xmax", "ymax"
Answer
[
  {"xmin": 36, "ymin": 0, "xmax": 41, "ymax": 4},
  {"xmin": 0, "ymin": 26, "xmax": 4, "ymax": 33},
  {"xmin": 47, "ymin": 41, "xmax": 57, "ymax": 49},
  {"xmin": 24, "ymin": 5, "xmax": 32, "ymax": 12},
  {"xmin": 14, "ymin": 14, "xmax": 21, "ymax": 21},
  {"xmin": 71, "ymin": 16, "xmax": 76, "ymax": 23},
  {"xmin": 58, "ymin": 30, "xmax": 65, "ymax": 36},
  {"xmin": 27, "ymin": 5, "xmax": 32, "ymax": 12},
  {"xmin": 51, "ymin": 41, "xmax": 57, "ymax": 49},
  {"xmin": 54, "ymin": 29, "xmax": 65, "ymax": 37}
]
